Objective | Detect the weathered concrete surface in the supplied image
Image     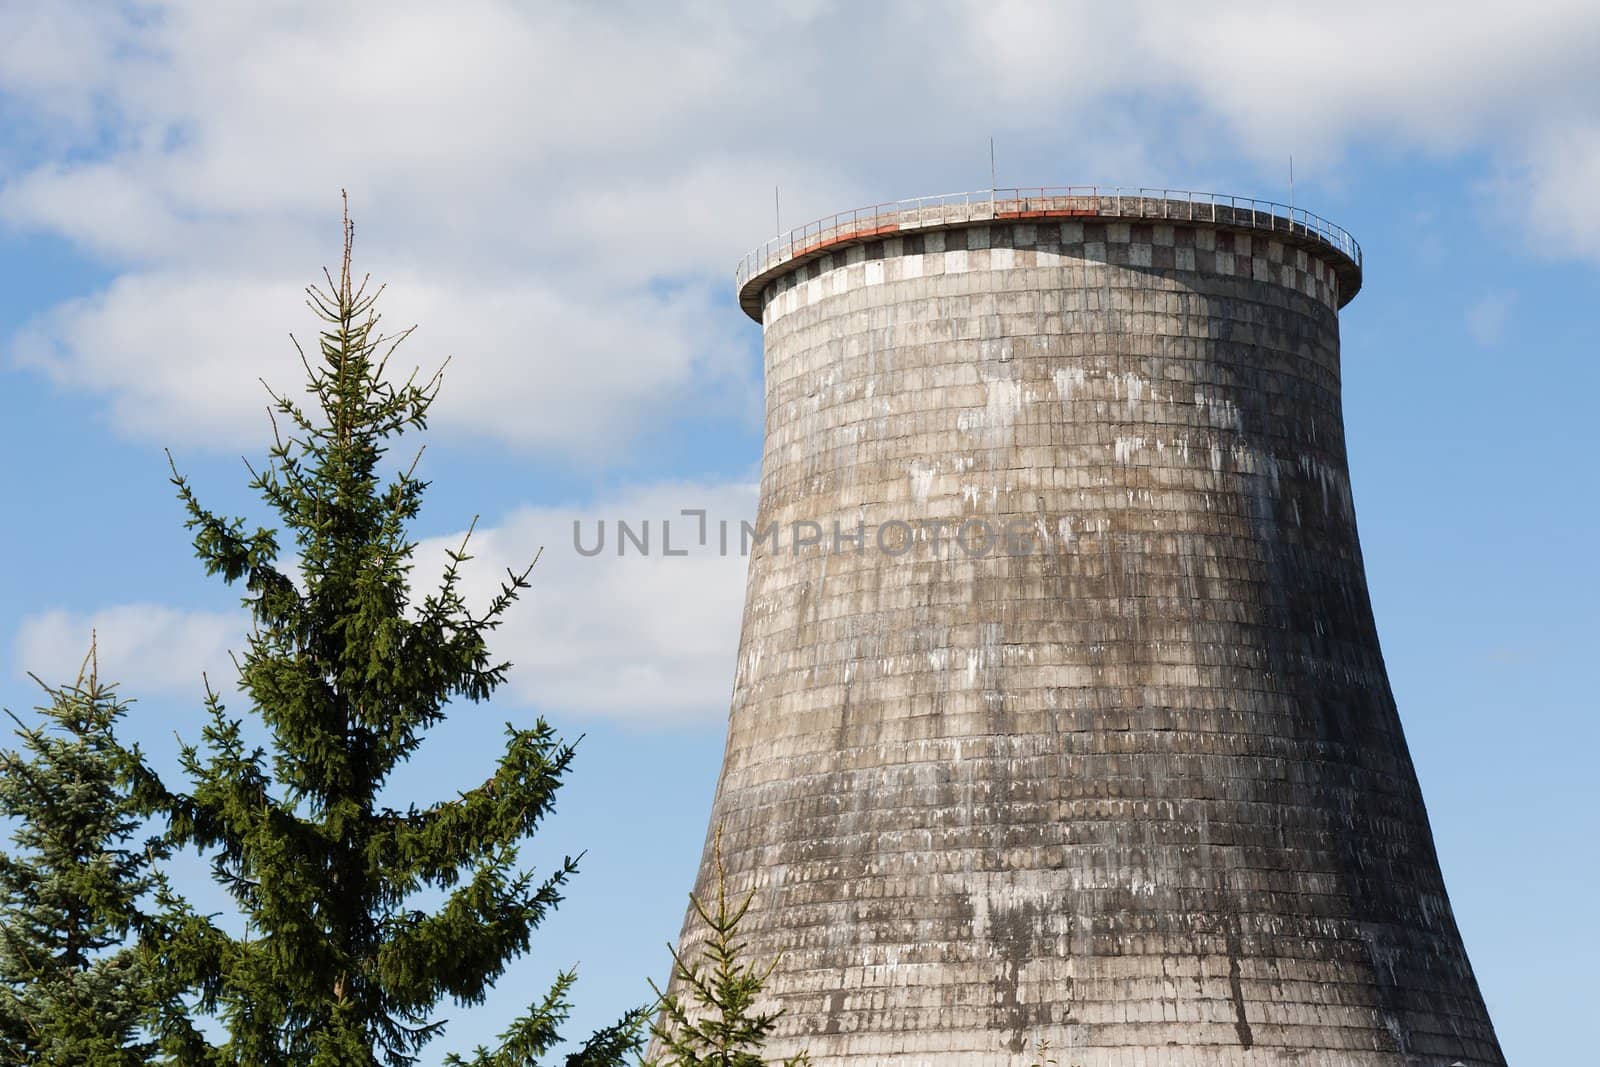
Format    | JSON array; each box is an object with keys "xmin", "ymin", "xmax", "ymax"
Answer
[{"xmin": 662, "ymin": 211, "xmax": 1503, "ymax": 1065}]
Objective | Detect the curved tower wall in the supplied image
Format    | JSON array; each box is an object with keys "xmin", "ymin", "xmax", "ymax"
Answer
[{"xmin": 669, "ymin": 202, "xmax": 1502, "ymax": 1065}]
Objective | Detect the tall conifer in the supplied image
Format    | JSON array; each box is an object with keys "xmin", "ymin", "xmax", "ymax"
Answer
[
  {"xmin": 151, "ymin": 200, "xmax": 639, "ymax": 1067},
  {"xmin": 0, "ymin": 644, "xmax": 187, "ymax": 1065}
]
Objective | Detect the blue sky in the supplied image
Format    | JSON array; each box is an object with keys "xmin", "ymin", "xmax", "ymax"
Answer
[{"xmin": 1, "ymin": 2, "xmax": 1596, "ymax": 1063}]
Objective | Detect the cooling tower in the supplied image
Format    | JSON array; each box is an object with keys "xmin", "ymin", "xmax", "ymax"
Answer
[{"xmin": 663, "ymin": 189, "xmax": 1502, "ymax": 1065}]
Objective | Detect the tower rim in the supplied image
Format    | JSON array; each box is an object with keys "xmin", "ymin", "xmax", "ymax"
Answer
[{"xmin": 736, "ymin": 186, "xmax": 1364, "ymax": 320}]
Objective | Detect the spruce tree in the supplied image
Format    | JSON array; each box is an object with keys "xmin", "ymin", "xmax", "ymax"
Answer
[
  {"xmin": 1025, "ymin": 1038, "xmax": 1060, "ymax": 1067},
  {"xmin": 147, "ymin": 200, "xmax": 640, "ymax": 1067},
  {"xmin": 0, "ymin": 643, "xmax": 187, "ymax": 1065},
  {"xmin": 646, "ymin": 828, "xmax": 808, "ymax": 1067}
]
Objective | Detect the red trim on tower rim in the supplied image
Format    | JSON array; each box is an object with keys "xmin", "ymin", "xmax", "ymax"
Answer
[{"xmin": 791, "ymin": 223, "xmax": 900, "ymax": 260}]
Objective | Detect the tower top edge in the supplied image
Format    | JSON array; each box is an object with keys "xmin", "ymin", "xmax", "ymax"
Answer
[{"xmin": 735, "ymin": 187, "xmax": 1364, "ymax": 320}]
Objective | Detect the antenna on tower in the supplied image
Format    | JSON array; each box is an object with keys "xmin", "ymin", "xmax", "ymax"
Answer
[
  {"xmin": 990, "ymin": 137, "xmax": 997, "ymax": 191},
  {"xmin": 1289, "ymin": 154, "xmax": 1295, "ymax": 219}
]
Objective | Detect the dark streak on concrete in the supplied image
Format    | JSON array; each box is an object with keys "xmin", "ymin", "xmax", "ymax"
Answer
[{"xmin": 1224, "ymin": 918, "xmax": 1254, "ymax": 1050}]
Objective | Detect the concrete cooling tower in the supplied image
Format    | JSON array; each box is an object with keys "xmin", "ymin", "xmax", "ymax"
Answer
[{"xmin": 660, "ymin": 188, "xmax": 1503, "ymax": 1065}]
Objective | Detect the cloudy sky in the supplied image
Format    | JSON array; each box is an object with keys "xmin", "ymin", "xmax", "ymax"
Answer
[{"xmin": 1, "ymin": 1, "xmax": 1595, "ymax": 1061}]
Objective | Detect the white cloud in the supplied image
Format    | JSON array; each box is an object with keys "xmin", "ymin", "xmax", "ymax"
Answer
[
  {"xmin": 13, "ymin": 604, "xmax": 240, "ymax": 700},
  {"xmin": 0, "ymin": 4, "xmax": 135, "ymax": 138},
  {"xmin": 416, "ymin": 481, "xmax": 758, "ymax": 725},
  {"xmin": 12, "ymin": 481, "xmax": 759, "ymax": 727},
  {"xmin": 2, "ymin": 0, "xmax": 1598, "ymax": 455},
  {"xmin": 12, "ymin": 269, "xmax": 750, "ymax": 455},
  {"xmin": 1466, "ymin": 291, "xmax": 1514, "ymax": 346},
  {"xmin": 1516, "ymin": 120, "xmax": 1600, "ymax": 261}
]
